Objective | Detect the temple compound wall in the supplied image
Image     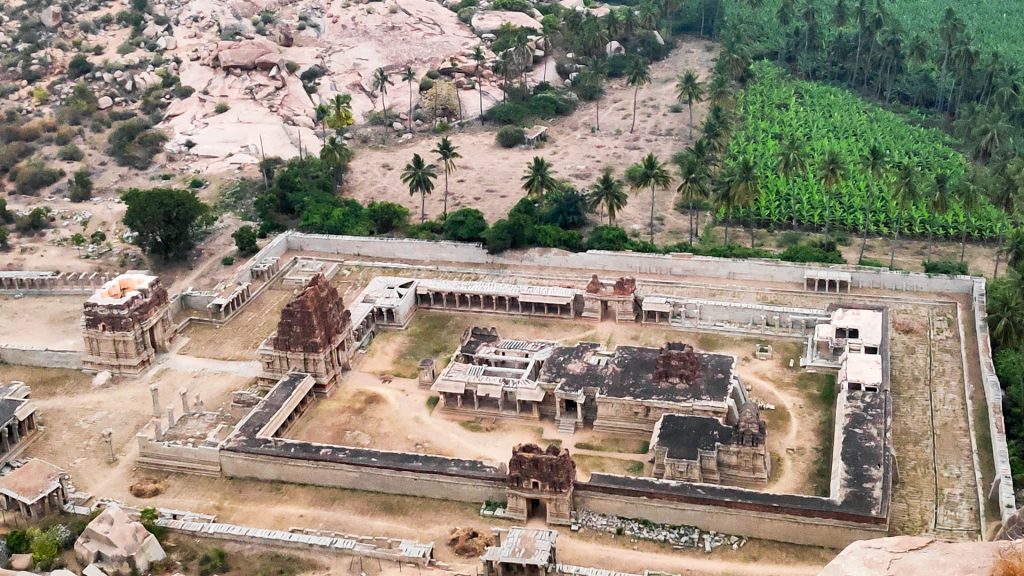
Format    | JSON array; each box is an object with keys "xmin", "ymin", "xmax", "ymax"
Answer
[
  {"xmin": 257, "ymin": 274, "xmax": 355, "ymax": 395},
  {"xmin": 82, "ymin": 273, "xmax": 175, "ymax": 374}
]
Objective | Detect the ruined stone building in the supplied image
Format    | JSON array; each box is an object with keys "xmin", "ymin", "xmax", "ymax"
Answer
[
  {"xmin": 82, "ymin": 273, "xmax": 175, "ymax": 374},
  {"xmin": 0, "ymin": 382, "xmax": 40, "ymax": 465},
  {"xmin": 651, "ymin": 402, "xmax": 770, "ymax": 486},
  {"xmin": 505, "ymin": 444, "xmax": 576, "ymax": 525},
  {"xmin": 431, "ymin": 327, "xmax": 558, "ymax": 417},
  {"xmin": 581, "ymin": 275, "xmax": 637, "ymax": 322},
  {"xmin": 481, "ymin": 527, "xmax": 558, "ymax": 576},
  {"xmin": 0, "ymin": 459, "xmax": 68, "ymax": 519},
  {"xmin": 258, "ymin": 274, "xmax": 354, "ymax": 395}
]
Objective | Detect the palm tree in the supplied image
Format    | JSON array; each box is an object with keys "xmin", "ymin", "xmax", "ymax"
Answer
[
  {"xmin": 675, "ymin": 70, "xmax": 705, "ymax": 139},
  {"xmin": 472, "ymin": 46, "xmax": 486, "ymax": 124},
  {"xmin": 625, "ymin": 56, "xmax": 650, "ymax": 134},
  {"xmin": 776, "ymin": 135, "xmax": 806, "ymax": 227},
  {"xmin": 890, "ymin": 162, "xmax": 920, "ymax": 268},
  {"xmin": 432, "ymin": 137, "xmax": 461, "ymax": 218},
  {"xmin": 325, "ymin": 93, "xmax": 354, "ymax": 133},
  {"xmin": 924, "ymin": 171, "xmax": 952, "ymax": 263},
  {"xmin": 717, "ymin": 158, "xmax": 760, "ymax": 247},
  {"xmin": 587, "ymin": 168, "xmax": 628, "ymax": 225},
  {"xmin": 859, "ymin": 144, "xmax": 886, "ymax": 263},
  {"xmin": 957, "ymin": 177, "xmax": 981, "ymax": 263},
  {"xmin": 676, "ymin": 153, "xmax": 711, "ymax": 244},
  {"xmin": 401, "ymin": 153, "xmax": 437, "ymax": 223},
  {"xmin": 319, "ymin": 135, "xmax": 353, "ymax": 185},
  {"xmin": 372, "ymin": 67, "xmax": 394, "ymax": 120},
  {"xmin": 314, "ymin": 103, "xmax": 329, "ymax": 139},
  {"xmin": 521, "ymin": 157, "xmax": 557, "ymax": 200},
  {"xmin": 401, "ymin": 65, "xmax": 416, "ymax": 132},
  {"xmin": 818, "ymin": 147, "xmax": 847, "ymax": 238},
  {"xmin": 1006, "ymin": 227, "xmax": 1024, "ymax": 273},
  {"xmin": 988, "ymin": 271, "xmax": 1024, "ymax": 348},
  {"xmin": 627, "ymin": 153, "xmax": 671, "ymax": 242}
]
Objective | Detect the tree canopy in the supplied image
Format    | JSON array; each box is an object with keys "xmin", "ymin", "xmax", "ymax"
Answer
[{"xmin": 123, "ymin": 188, "xmax": 209, "ymax": 262}]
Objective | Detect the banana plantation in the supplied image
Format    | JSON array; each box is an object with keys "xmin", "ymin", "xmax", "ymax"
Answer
[{"xmin": 721, "ymin": 63, "xmax": 1008, "ymax": 240}]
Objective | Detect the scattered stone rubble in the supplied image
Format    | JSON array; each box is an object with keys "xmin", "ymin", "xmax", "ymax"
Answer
[{"xmin": 574, "ymin": 511, "xmax": 746, "ymax": 553}]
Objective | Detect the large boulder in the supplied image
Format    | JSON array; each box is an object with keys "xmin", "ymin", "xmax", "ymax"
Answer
[
  {"xmin": 606, "ymin": 40, "xmax": 624, "ymax": 56},
  {"xmin": 97, "ymin": 96, "xmax": 113, "ymax": 110},
  {"xmin": 216, "ymin": 39, "xmax": 278, "ymax": 70},
  {"xmin": 820, "ymin": 536, "xmax": 1015, "ymax": 576},
  {"xmin": 40, "ymin": 6, "xmax": 62, "ymax": 28},
  {"xmin": 75, "ymin": 505, "xmax": 166, "ymax": 575},
  {"xmin": 470, "ymin": 11, "xmax": 541, "ymax": 34}
]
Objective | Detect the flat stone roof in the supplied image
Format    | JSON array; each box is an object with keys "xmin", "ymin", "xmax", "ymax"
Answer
[
  {"xmin": 831, "ymin": 308, "xmax": 883, "ymax": 348},
  {"xmin": 0, "ymin": 459, "xmax": 64, "ymax": 505},
  {"xmin": 833, "ymin": 390, "xmax": 888, "ymax": 515},
  {"xmin": 541, "ymin": 344, "xmax": 735, "ymax": 404},
  {"xmin": 844, "ymin": 354, "xmax": 883, "ymax": 387},
  {"xmin": 481, "ymin": 527, "xmax": 556, "ymax": 566},
  {"xmin": 652, "ymin": 414, "xmax": 733, "ymax": 461},
  {"xmin": 87, "ymin": 273, "xmax": 158, "ymax": 306}
]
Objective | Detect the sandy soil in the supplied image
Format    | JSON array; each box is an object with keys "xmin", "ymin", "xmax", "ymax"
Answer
[
  {"xmin": 0, "ymin": 295, "xmax": 85, "ymax": 350},
  {"xmin": 343, "ymin": 40, "xmax": 720, "ymax": 242}
]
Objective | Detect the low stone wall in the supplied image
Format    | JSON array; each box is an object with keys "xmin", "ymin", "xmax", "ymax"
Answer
[
  {"xmin": 973, "ymin": 279, "xmax": 1017, "ymax": 520},
  {"xmin": 219, "ymin": 451, "xmax": 506, "ymax": 502},
  {"xmin": 574, "ymin": 488, "xmax": 885, "ymax": 548},
  {"xmin": 136, "ymin": 436, "xmax": 222, "ymax": 476},
  {"xmin": 0, "ymin": 346, "xmax": 82, "ymax": 369}
]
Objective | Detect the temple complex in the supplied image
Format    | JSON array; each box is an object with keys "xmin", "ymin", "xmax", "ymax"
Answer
[
  {"xmin": 81, "ymin": 273, "xmax": 175, "ymax": 374},
  {"xmin": 257, "ymin": 274, "xmax": 354, "ymax": 395}
]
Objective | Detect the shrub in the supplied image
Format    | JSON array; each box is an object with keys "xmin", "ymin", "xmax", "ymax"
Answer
[
  {"xmin": 366, "ymin": 201, "xmax": 410, "ymax": 234},
  {"xmin": 6, "ymin": 531, "xmax": 30, "ymax": 554},
  {"xmin": 67, "ymin": 54, "xmax": 93, "ymax": 79},
  {"xmin": 923, "ymin": 260, "xmax": 968, "ymax": 276},
  {"xmin": 586, "ymin": 225, "xmax": 630, "ymax": 251},
  {"xmin": 13, "ymin": 162, "xmax": 63, "ymax": 195},
  {"xmin": 232, "ymin": 225, "xmax": 258, "ymax": 255},
  {"xmin": 15, "ymin": 207, "xmax": 51, "ymax": 232},
  {"xmin": 214, "ymin": 102, "xmax": 229, "ymax": 114},
  {"xmin": 285, "ymin": 61, "xmax": 299, "ymax": 74},
  {"xmin": 858, "ymin": 257, "xmax": 886, "ymax": 268},
  {"xmin": 57, "ymin": 143, "xmax": 84, "ymax": 161},
  {"xmin": 54, "ymin": 127, "xmax": 77, "ymax": 145},
  {"xmin": 606, "ymin": 54, "xmax": 631, "ymax": 77},
  {"xmin": 419, "ymin": 77, "xmax": 434, "ymax": 92},
  {"xmin": 221, "ymin": 255, "xmax": 235, "ymax": 266},
  {"xmin": 69, "ymin": 169, "xmax": 93, "ymax": 202},
  {"xmin": 443, "ymin": 208, "xmax": 488, "ymax": 241},
  {"xmin": 198, "ymin": 547, "xmax": 229, "ymax": 576},
  {"xmin": 426, "ymin": 69, "xmax": 441, "ymax": 80},
  {"xmin": 484, "ymin": 219, "xmax": 516, "ymax": 253},
  {"xmin": 0, "ymin": 142, "xmax": 35, "ymax": 173},
  {"xmin": 107, "ymin": 118, "xmax": 167, "ymax": 169},
  {"xmin": 30, "ymin": 531, "xmax": 59, "ymax": 570},
  {"xmin": 496, "ymin": 125, "xmax": 525, "ymax": 148},
  {"xmin": 778, "ymin": 241, "xmax": 845, "ymax": 264},
  {"xmin": 188, "ymin": 177, "xmax": 206, "ymax": 189},
  {"xmin": 491, "ymin": 0, "xmax": 531, "ymax": 12},
  {"xmin": 0, "ymin": 226, "xmax": 8, "ymax": 249}
]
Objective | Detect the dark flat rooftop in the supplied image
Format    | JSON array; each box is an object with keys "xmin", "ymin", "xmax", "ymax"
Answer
[
  {"xmin": 225, "ymin": 372, "xmax": 503, "ymax": 479},
  {"xmin": 541, "ymin": 344, "xmax": 735, "ymax": 403},
  {"xmin": 835, "ymin": 390, "xmax": 888, "ymax": 515},
  {"xmin": 654, "ymin": 414, "xmax": 733, "ymax": 460},
  {"xmin": 460, "ymin": 329, "xmax": 501, "ymax": 356}
]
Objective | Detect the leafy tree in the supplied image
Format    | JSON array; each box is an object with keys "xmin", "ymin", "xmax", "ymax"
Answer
[
  {"xmin": 432, "ymin": 136, "xmax": 461, "ymax": 217},
  {"xmin": 587, "ymin": 167, "xmax": 628, "ymax": 225},
  {"xmin": 107, "ymin": 118, "xmax": 167, "ymax": 169},
  {"xmin": 401, "ymin": 153, "xmax": 437, "ymax": 223},
  {"xmin": 543, "ymin": 188, "xmax": 589, "ymax": 229},
  {"xmin": 123, "ymin": 188, "xmax": 210, "ymax": 262},
  {"xmin": 443, "ymin": 208, "xmax": 488, "ymax": 241},
  {"xmin": 627, "ymin": 153, "xmax": 671, "ymax": 242},
  {"xmin": 31, "ymin": 530, "xmax": 59, "ymax": 570},
  {"xmin": 6, "ymin": 530, "xmax": 30, "ymax": 554},
  {"xmin": 484, "ymin": 218, "xmax": 516, "ymax": 253},
  {"xmin": 67, "ymin": 54, "xmax": 93, "ymax": 79},
  {"xmin": 625, "ymin": 55, "xmax": 650, "ymax": 134},
  {"xmin": 521, "ymin": 156, "xmax": 557, "ymax": 200},
  {"xmin": 232, "ymin": 225, "xmax": 258, "ymax": 255},
  {"xmin": 366, "ymin": 201, "xmax": 410, "ymax": 234},
  {"xmin": 319, "ymin": 135, "xmax": 353, "ymax": 185},
  {"xmin": 675, "ymin": 70, "xmax": 705, "ymax": 138}
]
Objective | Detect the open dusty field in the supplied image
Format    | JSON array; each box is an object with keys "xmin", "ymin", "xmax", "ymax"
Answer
[
  {"xmin": 0, "ymin": 294, "xmax": 85, "ymax": 350},
  {"xmin": 343, "ymin": 39, "xmax": 719, "ymax": 243}
]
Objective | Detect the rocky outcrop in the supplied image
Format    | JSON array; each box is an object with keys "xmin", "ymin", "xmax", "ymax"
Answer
[
  {"xmin": 215, "ymin": 39, "xmax": 280, "ymax": 70},
  {"xmin": 40, "ymin": 6, "xmax": 62, "ymax": 28},
  {"xmin": 820, "ymin": 536, "xmax": 1019, "ymax": 576},
  {"xmin": 470, "ymin": 10, "xmax": 542, "ymax": 33}
]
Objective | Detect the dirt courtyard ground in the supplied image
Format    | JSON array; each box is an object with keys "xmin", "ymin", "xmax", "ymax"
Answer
[
  {"xmin": 0, "ymin": 294, "xmax": 85, "ymax": 350},
  {"xmin": 286, "ymin": 309, "xmax": 824, "ymax": 492}
]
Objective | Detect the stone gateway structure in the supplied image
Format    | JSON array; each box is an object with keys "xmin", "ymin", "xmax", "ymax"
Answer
[
  {"xmin": 81, "ymin": 273, "xmax": 175, "ymax": 374},
  {"xmin": 258, "ymin": 274, "xmax": 355, "ymax": 395},
  {"xmin": 505, "ymin": 444, "xmax": 575, "ymax": 526}
]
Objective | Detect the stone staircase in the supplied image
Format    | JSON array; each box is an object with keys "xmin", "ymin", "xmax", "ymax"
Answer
[{"xmin": 557, "ymin": 418, "xmax": 577, "ymax": 434}]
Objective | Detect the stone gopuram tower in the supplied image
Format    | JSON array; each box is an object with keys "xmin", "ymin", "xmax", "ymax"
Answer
[
  {"xmin": 505, "ymin": 443, "xmax": 576, "ymax": 525},
  {"xmin": 82, "ymin": 273, "xmax": 175, "ymax": 374},
  {"xmin": 258, "ymin": 273, "xmax": 354, "ymax": 395}
]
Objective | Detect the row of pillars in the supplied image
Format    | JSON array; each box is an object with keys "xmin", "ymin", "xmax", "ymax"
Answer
[
  {"xmin": 0, "ymin": 413, "xmax": 36, "ymax": 456},
  {"xmin": 419, "ymin": 291, "xmax": 573, "ymax": 317},
  {"xmin": 150, "ymin": 384, "xmax": 203, "ymax": 441}
]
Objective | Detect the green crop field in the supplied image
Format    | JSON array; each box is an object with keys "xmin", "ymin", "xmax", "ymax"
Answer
[
  {"xmin": 727, "ymin": 1, "xmax": 1024, "ymax": 66},
  {"xmin": 721, "ymin": 63, "xmax": 1007, "ymax": 239}
]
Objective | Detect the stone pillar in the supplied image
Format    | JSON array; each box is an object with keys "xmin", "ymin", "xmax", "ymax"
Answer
[
  {"xmin": 10, "ymin": 422, "xmax": 19, "ymax": 444},
  {"xmin": 194, "ymin": 392, "xmax": 203, "ymax": 412},
  {"xmin": 472, "ymin": 389, "xmax": 479, "ymax": 409},
  {"xmin": 1, "ymin": 429, "xmax": 9, "ymax": 454},
  {"xmin": 150, "ymin": 384, "xmax": 161, "ymax": 419},
  {"xmin": 152, "ymin": 419, "xmax": 162, "ymax": 441},
  {"xmin": 166, "ymin": 405, "xmax": 175, "ymax": 428},
  {"xmin": 180, "ymin": 389, "xmax": 189, "ymax": 415}
]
